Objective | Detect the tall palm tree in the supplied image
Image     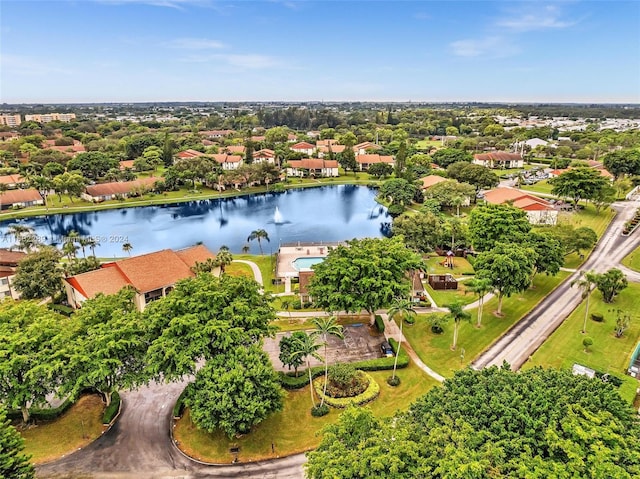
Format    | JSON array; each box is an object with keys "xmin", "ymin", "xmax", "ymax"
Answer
[
  {"xmin": 313, "ymin": 316, "xmax": 344, "ymax": 408},
  {"xmin": 122, "ymin": 242, "xmax": 133, "ymax": 256},
  {"xmin": 445, "ymin": 301, "xmax": 471, "ymax": 351},
  {"xmin": 465, "ymin": 278, "xmax": 493, "ymax": 328},
  {"xmin": 387, "ymin": 297, "xmax": 416, "ymax": 380},
  {"xmin": 291, "ymin": 332, "xmax": 323, "ymax": 408},
  {"xmin": 281, "ymin": 298, "xmax": 293, "ymax": 319},
  {"xmin": 571, "ymin": 270, "xmax": 598, "ymax": 334},
  {"xmin": 30, "ymin": 175, "xmax": 52, "ymax": 211},
  {"xmin": 247, "ymin": 229, "xmax": 270, "ymax": 255},
  {"xmin": 242, "ymin": 244, "xmax": 250, "ymax": 254},
  {"xmin": 86, "ymin": 236, "xmax": 100, "ymax": 257},
  {"xmin": 215, "ymin": 247, "xmax": 233, "ymax": 274}
]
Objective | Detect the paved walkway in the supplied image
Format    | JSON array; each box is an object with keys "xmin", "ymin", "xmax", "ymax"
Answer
[{"xmin": 232, "ymin": 259, "xmax": 263, "ymax": 286}]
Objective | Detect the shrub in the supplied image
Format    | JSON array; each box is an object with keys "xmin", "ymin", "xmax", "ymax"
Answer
[
  {"xmin": 582, "ymin": 337, "xmax": 593, "ymax": 352},
  {"xmin": 326, "ymin": 366, "xmax": 369, "ymax": 398},
  {"xmin": 374, "ymin": 314, "xmax": 385, "ymax": 333},
  {"xmin": 173, "ymin": 385, "xmax": 191, "ymax": 418},
  {"xmin": 292, "ymin": 299, "xmax": 302, "ymax": 310},
  {"xmin": 311, "ymin": 404, "xmax": 330, "ymax": 417},
  {"xmin": 313, "ymin": 373, "xmax": 380, "ymax": 408},
  {"xmin": 428, "ymin": 314, "xmax": 447, "ymax": 334},
  {"xmin": 278, "ymin": 367, "xmax": 324, "ymax": 389},
  {"xmin": 419, "ymin": 300, "xmax": 431, "ymax": 307},
  {"xmin": 591, "ymin": 313, "xmax": 605, "ymax": 322},
  {"xmin": 386, "ymin": 376, "xmax": 401, "ymax": 387},
  {"xmin": 102, "ymin": 391, "xmax": 121, "ymax": 425},
  {"xmin": 404, "ymin": 315, "xmax": 416, "ymax": 325}
]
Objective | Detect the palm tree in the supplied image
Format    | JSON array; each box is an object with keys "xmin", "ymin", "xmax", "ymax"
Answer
[
  {"xmin": 465, "ymin": 278, "xmax": 493, "ymax": 328},
  {"xmin": 122, "ymin": 242, "xmax": 133, "ymax": 256},
  {"xmin": 291, "ymin": 332, "xmax": 323, "ymax": 408},
  {"xmin": 247, "ymin": 229, "xmax": 270, "ymax": 255},
  {"xmin": 281, "ymin": 298, "xmax": 293, "ymax": 319},
  {"xmin": 215, "ymin": 247, "xmax": 233, "ymax": 274},
  {"xmin": 313, "ymin": 316, "xmax": 344, "ymax": 408},
  {"xmin": 242, "ymin": 244, "xmax": 250, "ymax": 254},
  {"xmin": 86, "ymin": 236, "xmax": 100, "ymax": 257},
  {"xmin": 4, "ymin": 224, "xmax": 32, "ymax": 248},
  {"xmin": 445, "ymin": 301, "xmax": 471, "ymax": 351},
  {"xmin": 387, "ymin": 297, "xmax": 416, "ymax": 380},
  {"xmin": 191, "ymin": 258, "xmax": 217, "ymax": 274},
  {"xmin": 571, "ymin": 270, "xmax": 598, "ymax": 334},
  {"xmin": 30, "ymin": 175, "xmax": 52, "ymax": 211}
]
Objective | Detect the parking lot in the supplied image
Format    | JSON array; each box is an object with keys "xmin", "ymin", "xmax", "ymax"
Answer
[{"xmin": 264, "ymin": 323, "xmax": 386, "ymax": 371}]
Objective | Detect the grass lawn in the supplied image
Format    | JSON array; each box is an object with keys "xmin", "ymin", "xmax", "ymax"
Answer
[
  {"xmin": 271, "ymin": 315, "xmax": 370, "ymax": 332},
  {"xmin": 622, "ymin": 246, "xmax": 640, "ymax": 273},
  {"xmin": 233, "ymin": 254, "xmax": 279, "ymax": 292},
  {"xmin": 424, "ymin": 281, "xmax": 476, "ymax": 308},
  {"xmin": 20, "ymin": 394, "xmax": 105, "ymax": 464},
  {"xmin": 225, "ymin": 261, "xmax": 254, "ymax": 278},
  {"xmin": 173, "ymin": 361, "xmax": 438, "ymax": 463},
  {"xmin": 415, "ymin": 139, "xmax": 442, "ymax": 150},
  {"xmin": 424, "ymin": 256, "xmax": 474, "ymax": 276},
  {"xmin": 522, "ymin": 179, "xmax": 554, "ymax": 194},
  {"xmin": 525, "ymin": 283, "xmax": 640, "ymax": 403},
  {"xmin": 404, "ymin": 271, "xmax": 570, "ymax": 377}
]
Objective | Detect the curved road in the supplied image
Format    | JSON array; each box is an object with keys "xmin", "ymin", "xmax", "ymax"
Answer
[{"xmin": 473, "ymin": 200, "xmax": 640, "ymax": 370}]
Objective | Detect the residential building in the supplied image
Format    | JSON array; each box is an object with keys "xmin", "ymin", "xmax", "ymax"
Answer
[
  {"xmin": 0, "ymin": 132, "xmax": 19, "ymax": 142},
  {"xmin": 0, "ymin": 114, "xmax": 21, "ymax": 127},
  {"xmin": 290, "ymin": 142, "xmax": 315, "ymax": 156},
  {"xmin": 483, "ymin": 187, "xmax": 558, "ymax": 225},
  {"xmin": 316, "ymin": 144, "xmax": 346, "ymax": 158},
  {"xmin": 24, "ymin": 113, "xmax": 76, "ymax": 123},
  {"xmin": 0, "ymin": 174, "xmax": 26, "ymax": 189},
  {"xmin": 353, "ymin": 141, "xmax": 381, "ymax": 155},
  {"xmin": 419, "ymin": 175, "xmax": 448, "ymax": 189},
  {"xmin": 253, "ymin": 149, "xmax": 276, "ymax": 164},
  {"xmin": 81, "ymin": 177, "xmax": 157, "ymax": 202},
  {"xmin": 175, "ymin": 149, "xmax": 206, "ymax": 160},
  {"xmin": 200, "ymin": 129, "xmax": 235, "ymax": 139},
  {"xmin": 64, "ymin": 245, "xmax": 219, "ymax": 311},
  {"xmin": 0, "ymin": 249, "xmax": 26, "ymax": 300},
  {"xmin": 473, "ymin": 152, "xmax": 524, "ymax": 169},
  {"xmin": 211, "ymin": 153, "xmax": 243, "ymax": 170},
  {"xmin": 221, "ymin": 145, "xmax": 246, "ymax": 155},
  {"xmin": 356, "ymin": 154, "xmax": 394, "ymax": 171},
  {"xmin": 0, "ymin": 189, "xmax": 44, "ymax": 210},
  {"xmin": 286, "ymin": 159, "xmax": 339, "ymax": 178}
]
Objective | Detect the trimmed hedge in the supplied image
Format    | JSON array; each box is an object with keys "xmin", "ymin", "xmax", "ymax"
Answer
[
  {"xmin": 311, "ymin": 404, "xmax": 330, "ymax": 417},
  {"xmin": 374, "ymin": 314, "xmax": 385, "ymax": 333},
  {"xmin": 173, "ymin": 385, "xmax": 191, "ymax": 418},
  {"xmin": 6, "ymin": 398, "xmax": 74, "ymax": 422},
  {"xmin": 591, "ymin": 313, "xmax": 605, "ymax": 322},
  {"xmin": 102, "ymin": 391, "xmax": 121, "ymax": 425},
  {"xmin": 279, "ymin": 367, "xmax": 325, "ymax": 389},
  {"xmin": 313, "ymin": 373, "xmax": 380, "ymax": 408}
]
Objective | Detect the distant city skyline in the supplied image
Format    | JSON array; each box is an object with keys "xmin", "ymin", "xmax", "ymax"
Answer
[{"xmin": 1, "ymin": 0, "xmax": 639, "ymax": 104}]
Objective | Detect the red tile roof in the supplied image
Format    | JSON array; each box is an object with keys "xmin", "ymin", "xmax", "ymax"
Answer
[
  {"xmin": 222, "ymin": 145, "xmax": 246, "ymax": 154},
  {"xmin": 483, "ymin": 187, "xmax": 552, "ymax": 211},
  {"xmin": 65, "ymin": 245, "xmax": 216, "ymax": 298},
  {"xmin": 211, "ymin": 154, "xmax": 242, "ymax": 164},
  {"xmin": 85, "ymin": 177, "xmax": 157, "ymax": 198},
  {"xmin": 0, "ymin": 189, "xmax": 43, "ymax": 205},
  {"xmin": 0, "ymin": 174, "xmax": 26, "ymax": 185},
  {"xmin": 291, "ymin": 142, "xmax": 315, "ymax": 150},
  {"xmin": 0, "ymin": 249, "xmax": 26, "ymax": 266},
  {"xmin": 317, "ymin": 145, "xmax": 346, "ymax": 154},
  {"xmin": 119, "ymin": 160, "xmax": 135, "ymax": 170},
  {"xmin": 176, "ymin": 149, "xmax": 206, "ymax": 159},
  {"xmin": 354, "ymin": 141, "xmax": 381, "ymax": 151},
  {"xmin": 419, "ymin": 175, "xmax": 448, "ymax": 189},
  {"xmin": 474, "ymin": 151, "xmax": 522, "ymax": 162},
  {"xmin": 288, "ymin": 159, "xmax": 339, "ymax": 169},
  {"xmin": 253, "ymin": 149, "xmax": 275, "ymax": 158},
  {"xmin": 356, "ymin": 154, "xmax": 394, "ymax": 165}
]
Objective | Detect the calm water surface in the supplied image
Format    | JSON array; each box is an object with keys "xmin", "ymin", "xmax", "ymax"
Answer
[{"xmin": 0, "ymin": 186, "xmax": 390, "ymax": 256}]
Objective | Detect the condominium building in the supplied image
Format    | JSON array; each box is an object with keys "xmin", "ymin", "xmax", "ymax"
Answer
[
  {"xmin": 24, "ymin": 112, "xmax": 76, "ymax": 123},
  {"xmin": 0, "ymin": 114, "xmax": 21, "ymax": 127}
]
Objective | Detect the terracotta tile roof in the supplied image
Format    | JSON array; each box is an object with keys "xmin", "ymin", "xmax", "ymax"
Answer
[
  {"xmin": 251, "ymin": 136, "xmax": 266, "ymax": 142},
  {"xmin": 119, "ymin": 160, "xmax": 135, "ymax": 170},
  {"xmin": 474, "ymin": 151, "xmax": 522, "ymax": 162},
  {"xmin": 316, "ymin": 139, "xmax": 339, "ymax": 147},
  {"xmin": 253, "ymin": 149, "xmax": 275, "ymax": 158},
  {"xmin": 0, "ymin": 174, "xmax": 26, "ymax": 185},
  {"xmin": 222, "ymin": 145, "xmax": 246, "ymax": 154},
  {"xmin": 211, "ymin": 154, "xmax": 242, "ymax": 164},
  {"xmin": 356, "ymin": 154, "xmax": 394, "ymax": 165},
  {"xmin": 0, "ymin": 189, "xmax": 43, "ymax": 205},
  {"xmin": 85, "ymin": 177, "xmax": 157, "ymax": 198},
  {"xmin": 288, "ymin": 159, "xmax": 339, "ymax": 169},
  {"xmin": 354, "ymin": 141, "xmax": 381, "ymax": 151},
  {"xmin": 419, "ymin": 175, "xmax": 448, "ymax": 189},
  {"xmin": 65, "ymin": 245, "xmax": 216, "ymax": 298},
  {"xmin": 0, "ymin": 248, "xmax": 26, "ymax": 266},
  {"xmin": 176, "ymin": 149, "xmax": 206, "ymax": 159},
  {"xmin": 483, "ymin": 187, "xmax": 552, "ymax": 210},
  {"xmin": 65, "ymin": 266, "xmax": 130, "ymax": 299},
  {"xmin": 291, "ymin": 142, "xmax": 315, "ymax": 150},
  {"xmin": 512, "ymin": 198, "xmax": 553, "ymax": 211},
  {"xmin": 317, "ymin": 145, "xmax": 346, "ymax": 154}
]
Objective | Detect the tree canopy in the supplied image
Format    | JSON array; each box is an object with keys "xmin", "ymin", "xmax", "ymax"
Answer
[
  {"xmin": 308, "ymin": 237, "xmax": 423, "ymax": 322},
  {"xmin": 549, "ymin": 167, "xmax": 611, "ymax": 207},
  {"xmin": 593, "ymin": 268, "xmax": 628, "ymax": 303},
  {"xmin": 468, "ymin": 203, "xmax": 531, "ymax": 252},
  {"xmin": 306, "ymin": 366, "xmax": 640, "ymax": 479},
  {"xmin": 431, "ymin": 148, "xmax": 473, "ymax": 168},
  {"xmin": 446, "ymin": 162, "xmax": 499, "ymax": 194},
  {"xmin": 12, "ymin": 247, "xmax": 63, "ymax": 300},
  {"xmin": 0, "ymin": 407, "xmax": 34, "ymax": 479}
]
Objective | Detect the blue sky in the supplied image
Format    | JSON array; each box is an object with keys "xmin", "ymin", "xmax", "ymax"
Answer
[{"xmin": 1, "ymin": 0, "xmax": 639, "ymax": 103}]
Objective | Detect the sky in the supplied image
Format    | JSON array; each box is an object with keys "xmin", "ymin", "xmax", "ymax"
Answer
[{"xmin": 1, "ymin": 0, "xmax": 639, "ymax": 103}]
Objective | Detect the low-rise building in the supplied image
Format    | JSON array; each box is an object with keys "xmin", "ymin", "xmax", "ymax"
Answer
[
  {"xmin": 0, "ymin": 114, "xmax": 21, "ymax": 127},
  {"xmin": 290, "ymin": 142, "xmax": 315, "ymax": 156},
  {"xmin": 0, "ymin": 174, "xmax": 27, "ymax": 189},
  {"xmin": 286, "ymin": 159, "xmax": 339, "ymax": 177},
  {"xmin": 473, "ymin": 152, "xmax": 524, "ymax": 169},
  {"xmin": 0, "ymin": 189, "xmax": 44, "ymax": 210},
  {"xmin": 419, "ymin": 175, "xmax": 448, "ymax": 189},
  {"xmin": 24, "ymin": 113, "xmax": 76, "ymax": 123},
  {"xmin": 211, "ymin": 153, "xmax": 243, "ymax": 170},
  {"xmin": 64, "ymin": 245, "xmax": 219, "ymax": 311},
  {"xmin": 253, "ymin": 149, "xmax": 276, "ymax": 164},
  {"xmin": 483, "ymin": 187, "xmax": 558, "ymax": 225},
  {"xmin": 221, "ymin": 145, "xmax": 246, "ymax": 155},
  {"xmin": 82, "ymin": 177, "xmax": 157, "ymax": 202},
  {"xmin": 0, "ymin": 249, "xmax": 26, "ymax": 299},
  {"xmin": 356, "ymin": 154, "xmax": 394, "ymax": 171}
]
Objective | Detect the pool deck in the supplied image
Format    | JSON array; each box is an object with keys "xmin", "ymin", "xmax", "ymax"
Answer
[{"xmin": 276, "ymin": 244, "xmax": 335, "ymax": 278}]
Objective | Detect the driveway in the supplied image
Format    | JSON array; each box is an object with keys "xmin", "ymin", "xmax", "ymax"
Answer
[{"xmin": 264, "ymin": 323, "xmax": 386, "ymax": 372}]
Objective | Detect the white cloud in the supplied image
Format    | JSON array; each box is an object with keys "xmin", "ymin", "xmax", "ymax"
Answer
[
  {"xmin": 450, "ymin": 37, "xmax": 520, "ymax": 58},
  {"xmin": 166, "ymin": 38, "xmax": 226, "ymax": 50},
  {"xmin": 179, "ymin": 53, "xmax": 281, "ymax": 70},
  {"xmin": 496, "ymin": 5, "xmax": 577, "ymax": 32}
]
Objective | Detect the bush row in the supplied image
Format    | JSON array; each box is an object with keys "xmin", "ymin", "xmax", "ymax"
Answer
[
  {"xmin": 313, "ymin": 373, "xmax": 380, "ymax": 408},
  {"xmin": 102, "ymin": 391, "xmax": 121, "ymax": 425},
  {"xmin": 6, "ymin": 398, "xmax": 74, "ymax": 422},
  {"xmin": 374, "ymin": 314, "xmax": 385, "ymax": 333},
  {"xmin": 278, "ymin": 342, "xmax": 409, "ymax": 389},
  {"xmin": 173, "ymin": 385, "xmax": 192, "ymax": 418}
]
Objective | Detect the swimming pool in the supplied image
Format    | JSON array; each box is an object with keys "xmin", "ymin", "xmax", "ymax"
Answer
[{"xmin": 292, "ymin": 257, "xmax": 325, "ymax": 271}]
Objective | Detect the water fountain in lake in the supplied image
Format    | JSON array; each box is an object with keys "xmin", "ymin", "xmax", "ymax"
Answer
[{"xmin": 273, "ymin": 206, "xmax": 284, "ymax": 224}]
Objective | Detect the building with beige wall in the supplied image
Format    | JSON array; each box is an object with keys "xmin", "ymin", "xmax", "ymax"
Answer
[
  {"xmin": 0, "ymin": 249, "xmax": 26, "ymax": 300},
  {"xmin": 24, "ymin": 113, "xmax": 76, "ymax": 123},
  {"xmin": 0, "ymin": 114, "xmax": 21, "ymax": 127}
]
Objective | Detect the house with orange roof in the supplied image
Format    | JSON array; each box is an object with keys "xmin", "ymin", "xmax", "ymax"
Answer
[
  {"xmin": 483, "ymin": 187, "xmax": 557, "ymax": 225},
  {"xmin": 290, "ymin": 142, "xmax": 315, "ymax": 156},
  {"xmin": 0, "ymin": 189, "xmax": 44, "ymax": 210},
  {"xmin": 0, "ymin": 249, "xmax": 26, "ymax": 300},
  {"xmin": 210, "ymin": 153, "xmax": 243, "ymax": 170},
  {"xmin": 286, "ymin": 159, "xmax": 339, "ymax": 178},
  {"xmin": 81, "ymin": 177, "xmax": 157, "ymax": 202},
  {"xmin": 201, "ymin": 130, "xmax": 235, "ymax": 139},
  {"xmin": 473, "ymin": 151, "xmax": 523, "ymax": 169},
  {"xmin": 316, "ymin": 139, "xmax": 339, "ymax": 147},
  {"xmin": 419, "ymin": 175, "xmax": 448, "ymax": 190},
  {"xmin": 548, "ymin": 166, "xmax": 613, "ymax": 180},
  {"xmin": 221, "ymin": 145, "xmax": 246, "ymax": 155},
  {"xmin": 175, "ymin": 149, "xmax": 206, "ymax": 160},
  {"xmin": 316, "ymin": 144, "xmax": 346, "ymax": 158},
  {"xmin": 353, "ymin": 142, "xmax": 382, "ymax": 156},
  {"xmin": 356, "ymin": 154, "xmax": 394, "ymax": 171},
  {"xmin": 119, "ymin": 160, "xmax": 135, "ymax": 170},
  {"xmin": 0, "ymin": 174, "xmax": 26, "ymax": 189},
  {"xmin": 253, "ymin": 149, "xmax": 276, "ymax": 165},
  {"xmin": 64, "ymin": 245, "xmax": 219, "ymax": 311}
]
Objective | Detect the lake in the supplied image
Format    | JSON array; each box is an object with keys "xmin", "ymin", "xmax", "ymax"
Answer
[{"xmin": 0, "ymin": 185, "xmax": 390, "ymax": 257}]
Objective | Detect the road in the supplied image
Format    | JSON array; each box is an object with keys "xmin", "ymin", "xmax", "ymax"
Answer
[{"xmin": 473, "ymin": 200, "xmax": 640, "ymax": 370}]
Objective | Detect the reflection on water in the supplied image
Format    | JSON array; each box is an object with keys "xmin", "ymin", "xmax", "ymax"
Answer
[{"xmin": 0, "ymin": 186, "xmax": 390, "ymax": 256}]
